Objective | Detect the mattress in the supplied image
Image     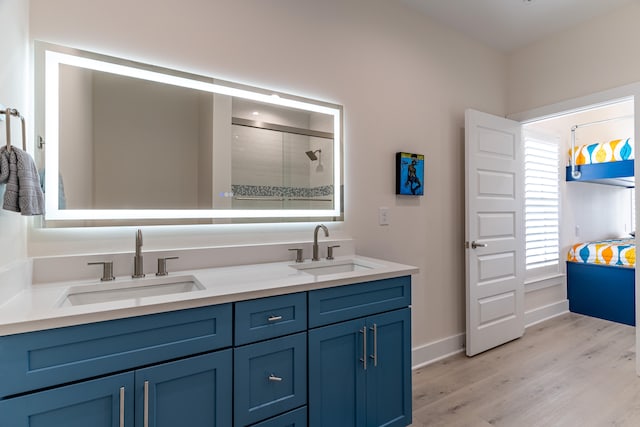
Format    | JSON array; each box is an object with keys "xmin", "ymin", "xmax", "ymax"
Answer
[
  {"xmin": 568, "ymin": 138, "xmax": 633, "ymax": 165},
  {"xmin": 567, "ymin": 238, "xmax": 636, "ymax": 267}
]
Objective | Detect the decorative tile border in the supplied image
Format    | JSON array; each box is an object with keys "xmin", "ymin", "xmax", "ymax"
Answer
[{"xmin": 232, "ymin": 185, "xmax": 333, "ymax": 198}]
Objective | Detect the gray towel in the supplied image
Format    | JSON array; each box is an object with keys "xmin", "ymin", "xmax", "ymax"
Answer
[{"xmin": 0, "ymin": 146, "xmax": 45, "ymax": 215}]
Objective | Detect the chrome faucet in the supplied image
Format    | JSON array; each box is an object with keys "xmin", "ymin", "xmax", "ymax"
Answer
[
  {"xmin": 312, "ymin": 224, "xmax": 329, "ymax": 261},
  {"xmin": 132, "ymin": 229, "xmax": 145, "ymax": 278}
]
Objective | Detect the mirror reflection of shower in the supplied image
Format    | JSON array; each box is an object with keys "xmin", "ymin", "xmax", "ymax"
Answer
[{"xmin": 306, "ymin": 149, "xmax": 324, "ymax": 172}]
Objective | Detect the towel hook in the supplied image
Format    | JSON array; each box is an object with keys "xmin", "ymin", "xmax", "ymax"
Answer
[{"xmin": 1, "ymin": 107, "xmax": 27, "ymax": 152}]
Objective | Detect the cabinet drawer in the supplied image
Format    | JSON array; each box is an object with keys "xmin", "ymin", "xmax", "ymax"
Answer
[
  {"xmin": 308, "ymin": 276, "xmax": 411, "ymax": 328},
  {"xmin": 235, "ymin": 292, "xmax": 307, "ymax": 345},
  {"xmin": 250, "ymin": 406, "xmax": 307, "ymax": 427},
  {"xmin": 234, "ymin": 332, "xmax": 307, "ymax": 427},
  {"xmin": 0, "ymin": 304, "xmax": 232, "ymax": 398}
]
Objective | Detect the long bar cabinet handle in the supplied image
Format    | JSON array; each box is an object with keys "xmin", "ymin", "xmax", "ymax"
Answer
[
  {"xmin": 144, "ymin": 380, "xmax": 149, "ymax": 427},
  {"xmin": 370, "ymin": 323, "xmax": 378, "ymax": 367},
  {"xmin": 119, "ymin": 387, "xmax": 125, "ymax": 427},
  {"xmin": 360, "ymin": 327, "xmax": 367, "ymax": 370}
]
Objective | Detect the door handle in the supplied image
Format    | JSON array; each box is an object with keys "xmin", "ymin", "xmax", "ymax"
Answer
[{"xmin": 471, "ymin": 241, "xmax": 487, "ymax": 249}]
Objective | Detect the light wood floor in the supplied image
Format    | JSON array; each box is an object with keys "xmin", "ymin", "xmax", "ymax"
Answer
[{"xmin": 410, "ymin": 313, "xmax": 639, "ymax": 427}]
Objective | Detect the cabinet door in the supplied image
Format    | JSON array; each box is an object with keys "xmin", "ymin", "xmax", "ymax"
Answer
[
  {"xmin": 365, "ymin": 308, "xmax": 412, "ymax": 427},
  {"xmin": 308, "ymin": 317, "xmax": 367, "ymax": 427},
  {"xmin": 135, "ymin": 349, "xmax": 232, "ymax": 427},
  {"xmin": 0, "ymin": 372, "xmax": 134, "ymax": 427}
]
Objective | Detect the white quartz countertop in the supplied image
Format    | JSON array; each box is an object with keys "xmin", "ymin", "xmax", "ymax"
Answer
[{"xmin": 0, "ymin": 255, "xmax": 418, "ymax": 336}]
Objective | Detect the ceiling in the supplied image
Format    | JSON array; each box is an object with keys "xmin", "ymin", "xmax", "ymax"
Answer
[{"xmin": 400, "ymin": 0, "xmax": 635, "ymax": 52}]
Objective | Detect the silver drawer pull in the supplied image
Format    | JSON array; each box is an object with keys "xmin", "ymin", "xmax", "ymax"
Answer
[
  {"xmin": 268, "ymin": 374, "xmax": 283, "ymax": 382},
  {"xmin": 268, "ymin": 315, "xmax": 283, "ymax": 322}
]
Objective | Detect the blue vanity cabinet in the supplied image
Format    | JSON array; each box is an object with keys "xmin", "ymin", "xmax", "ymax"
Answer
[
  {"xmin": 307, "ymin": 277, "xmax": 412, "ymax": 427},
  {"xmin": 0, "ymin": 273, "xmax": 412, "ymax": 427},
  {"xmin": 0, "ymin": 304, "xmax": 233, "ymax": 426}
]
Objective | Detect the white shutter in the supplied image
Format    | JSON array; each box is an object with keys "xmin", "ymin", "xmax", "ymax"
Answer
[{"xmin": 524, "ymin": 135, "xmax": 559, "ymax": 275}]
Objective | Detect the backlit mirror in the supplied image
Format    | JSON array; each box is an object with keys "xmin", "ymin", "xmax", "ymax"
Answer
[{"xmin": 36, "ymin": 42, "xmax": 342, "ymax": 226}]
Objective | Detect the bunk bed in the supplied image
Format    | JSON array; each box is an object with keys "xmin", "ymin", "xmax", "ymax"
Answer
[
  {"xmin": 566, "ymin": 138, "xmax": 634, "ymax": 187},
  {"xmin": 566, "ymin": 239, "xmax": 635, "ymax": 326},
  {"xmin": 565, "ymin": 136, "xmax": 636, "ymax": 326}
]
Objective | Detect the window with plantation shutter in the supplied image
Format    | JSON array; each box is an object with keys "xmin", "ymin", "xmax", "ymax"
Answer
[{"xmin": 524, "ymin": 134, "xmax": 559, "ymax": 276}]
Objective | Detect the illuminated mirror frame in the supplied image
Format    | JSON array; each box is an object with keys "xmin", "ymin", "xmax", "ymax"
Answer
[{"xmin": 41, "ymin": 44, "xmax": 342, "ymax": 221}]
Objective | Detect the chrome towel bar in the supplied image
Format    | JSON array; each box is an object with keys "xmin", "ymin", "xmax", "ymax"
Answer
[{"xmin": 1, "ymin": 107, "xmax": 26, "ymax": 152}]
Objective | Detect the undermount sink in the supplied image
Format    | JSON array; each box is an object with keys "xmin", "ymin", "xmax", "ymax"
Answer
[
  {"xmin": 290, "ymin": 258, "xmax": 381, "ymax": 276},
  {"xmin": 58, "ymin": 275, "xmax": 205, "ymax": 307}
]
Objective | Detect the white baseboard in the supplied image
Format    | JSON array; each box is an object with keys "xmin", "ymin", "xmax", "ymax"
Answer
[
  {"xmin": 524, "ymin": 299, "xmax": 569, "ymax": 328},
  {"xmin": 412, "ymin": 332, "xmax": 465, "ymax": 369},
  {"xmin": 411, "ymin": 299, "xmax": 569, "ymax": 369}
]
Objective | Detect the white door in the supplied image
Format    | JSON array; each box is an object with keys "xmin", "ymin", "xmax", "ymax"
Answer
[{"xmin": 465, "ymin": 109, "xmax": 525, "ymax": 356}]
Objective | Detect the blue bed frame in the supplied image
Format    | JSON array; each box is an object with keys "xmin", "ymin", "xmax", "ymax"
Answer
[
  {"xmin": 565, "ymin": 159, "xmax": 635, "ymax": 187},
  {"xmin": 566, "ymin": 261, "xmax": 635, "ymax": 326},
  {"xmin": 565, "ymin": 158, "xmax": 635, "ymax": 326}
]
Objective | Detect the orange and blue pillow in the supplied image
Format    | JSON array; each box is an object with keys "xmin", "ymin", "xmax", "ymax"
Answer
[{"xmin": 568, "ymin": 138, "xmax": 633, "ymax": 165}]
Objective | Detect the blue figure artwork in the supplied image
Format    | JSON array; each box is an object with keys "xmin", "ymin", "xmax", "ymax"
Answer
[{"xmin": 396, "ymin": 152, "xmax": 424, "ymax": 196}]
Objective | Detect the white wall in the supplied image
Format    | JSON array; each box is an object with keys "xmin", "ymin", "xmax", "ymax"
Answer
[
  {"xmin": 508, "ymin": 1, "xmax": 640, "ymax": 114},
  {"xmin": 0, "ymin": 0, "xmax": 30, "ymax": 306},
  {"xmin": 0, "ymin": 0, "xmax": 29, "ymax": 268},
  {"xmin": 28, "ymin": 0, "xmax": 507, "ymax": 357}
]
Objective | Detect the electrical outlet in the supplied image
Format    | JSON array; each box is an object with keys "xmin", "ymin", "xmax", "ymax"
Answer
[{"xmin": 379, "ymin": 207, "xmax": 390, "ymax": 225}]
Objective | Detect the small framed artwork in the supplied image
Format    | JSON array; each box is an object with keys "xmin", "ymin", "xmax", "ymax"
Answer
[{"xmin": 396, "ymin": 152, "xmax": 424, "ymax": 196}]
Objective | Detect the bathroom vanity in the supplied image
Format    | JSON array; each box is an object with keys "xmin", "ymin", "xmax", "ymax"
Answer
[
  {"xmin": 0, "ymin": 255, "xmax": 416, "ymax": 427},
  {"xmin": 10, "ymin": 39, "xmax": 416, "ymax": 427}
]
